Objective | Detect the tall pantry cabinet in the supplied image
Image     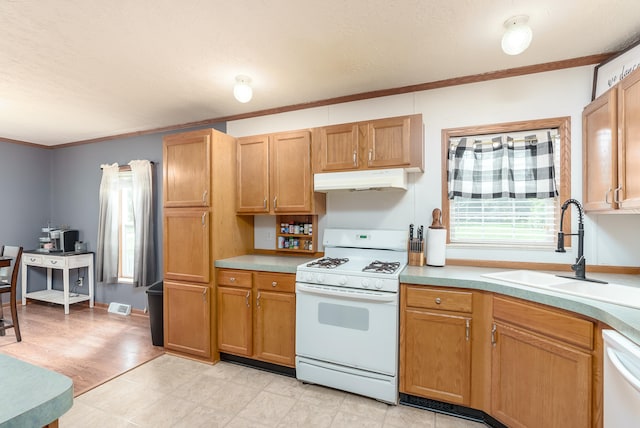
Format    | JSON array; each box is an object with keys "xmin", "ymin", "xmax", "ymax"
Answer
[{"xmin": 163, "ymin": 129, "xmax": 253, "ymax": 362}]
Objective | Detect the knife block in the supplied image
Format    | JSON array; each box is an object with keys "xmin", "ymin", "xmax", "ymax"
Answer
[{"xmin": 408, "ymin": 239, "xmax": 425, "ymax": 266}]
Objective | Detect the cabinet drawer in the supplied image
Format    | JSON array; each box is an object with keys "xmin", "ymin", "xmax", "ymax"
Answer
[
  {"xmin": 493, "ymin": 296, "xmax": 594, "ymax": 350},
  {"xmin": 404, "ymin": 286, "xmax": 473, "ymax": 313},
  {"xmin": 23, "ymin": 254, "xmax": 44, "ymax": 266},
  {"xmin": 68, "ymin": 254, "xmax": 92, "ymax": 269},
  {"xmin": 217, "ymin": 269, "xmax": 252, "ymax": 288},
  {"xmin": 254, "ymin": 272, "xmax": 295, "ymax": 293},
  {"xmin": 44, "ymin": 257, "xmax": 66, "ymax": 268}
]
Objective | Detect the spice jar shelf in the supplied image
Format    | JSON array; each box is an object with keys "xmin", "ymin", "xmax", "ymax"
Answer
[{"xmin": 275, "ymin": 215, "xmax": 318, "ymax": 254}]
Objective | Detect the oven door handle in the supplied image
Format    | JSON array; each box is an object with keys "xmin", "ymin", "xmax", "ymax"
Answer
[{"xmin": 296, "ymin": 283, "xmax": 397, "ymax": 303}]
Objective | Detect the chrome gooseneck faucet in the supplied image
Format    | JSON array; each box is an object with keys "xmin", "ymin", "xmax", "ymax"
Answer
[{"xmin": 556, "ymin": 199, "xmax": 607, "ymax": 283}]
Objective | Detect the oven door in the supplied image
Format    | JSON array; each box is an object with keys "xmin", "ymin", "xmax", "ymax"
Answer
[{"xmin": 295, "ymin": 282, "xmax": 398, "ymax": 375}]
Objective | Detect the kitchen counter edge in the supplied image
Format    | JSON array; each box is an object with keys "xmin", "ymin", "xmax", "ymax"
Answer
[{"xmin": 216, "ymin": 255, "xmax": 640, "ymax": 346}]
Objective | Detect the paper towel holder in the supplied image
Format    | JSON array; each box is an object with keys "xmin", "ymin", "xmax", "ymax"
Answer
[{"xmin": 427, "ymin": 208, "xmax": 446, "ymax": 267}]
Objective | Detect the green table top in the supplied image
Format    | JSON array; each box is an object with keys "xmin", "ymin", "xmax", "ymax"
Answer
[{"xmin": 0, "ymin": 354, "xmax": 73, "ymax": 428}]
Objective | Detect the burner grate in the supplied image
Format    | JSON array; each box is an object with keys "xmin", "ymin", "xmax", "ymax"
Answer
[
  {"xmin": 362, "ymin": 260, "xmax": 401, "ymax": 274},
  {"xmin": 306, "ymin": 257, "xmax": 349, "ymax": 269}
]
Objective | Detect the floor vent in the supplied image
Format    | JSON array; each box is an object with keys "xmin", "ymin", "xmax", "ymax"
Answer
[{"xmin": 108, "ymin": 302, "xmax": 132, "ymax": 316}]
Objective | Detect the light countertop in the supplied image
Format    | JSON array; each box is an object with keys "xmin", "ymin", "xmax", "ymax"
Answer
[
  {"xmin": 0, "ymin": 354, "xmax": 73, "ymax": 427},
  {"xmin": 215, "ymin": 254, "xmax": 640, "ymax": 346}
]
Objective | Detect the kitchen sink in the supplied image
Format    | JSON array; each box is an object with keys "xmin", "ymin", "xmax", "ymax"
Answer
[
  {"xmin": 481, "ymin": 270, "xmax": 576, "ymax": 287},
  {"xmin": 482, "ymin": 270, "xmax": 640, "ymax": 310}
]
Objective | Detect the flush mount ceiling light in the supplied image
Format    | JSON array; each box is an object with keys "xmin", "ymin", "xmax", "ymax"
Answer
[
  {"xmin": 501, "ymin": 15, "xmax": 533, "ymax": 55},
  {"xmin": 233, "ymin": 75, "xmax": 253, "ymax": 103}
]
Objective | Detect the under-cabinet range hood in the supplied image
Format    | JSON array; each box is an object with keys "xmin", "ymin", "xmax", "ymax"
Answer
[{"xmin": 314, "ymin": 168, "xmax": 407, "ymax": 192}]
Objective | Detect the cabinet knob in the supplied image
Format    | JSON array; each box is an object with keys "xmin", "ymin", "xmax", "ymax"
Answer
[
  {"xmin": 272, "ymin": 281, "xmax": 277, "ymax": 287},
  {"xmin": 229, "ymin": 277, "xmax": 235, "ymax": 282},
  {"xmin": 435, "ymin": 297, "xmax": 441, "ymax": 304}
]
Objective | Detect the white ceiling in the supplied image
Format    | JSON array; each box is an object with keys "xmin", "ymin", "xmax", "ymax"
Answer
[{"xmin": 1, "ymin": 0, "xmax": 639, "ymax": 146}]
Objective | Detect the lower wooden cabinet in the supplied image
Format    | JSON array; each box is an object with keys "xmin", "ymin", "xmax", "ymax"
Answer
[
  {"xmin": 491, "ymin": 296, "xmax": 594, "ymax": 428},
  {"xmin": 400, "ymin": 284, "xmax": 473, "ymax": 405},
  {"xmin": 400, "ymin": 285, "xmax": 601, "ymax": 427},
  {"xmin": 217, "ymin": 269, "xmax": 296, "ymax": 367},
  {"xmin": 217, "ymin": 285, "xmax": 252, "ymax": 356},
  {"xmin": 254, "ymin": 289, "xmax": 296, "ymax": 366},
  {"xmin": 164, "ymin": 280, "xmax": 211, "ymax": 359},
  {"xmin": 491, "ymin": 321, "xmax": 592, "ymax": 428}
]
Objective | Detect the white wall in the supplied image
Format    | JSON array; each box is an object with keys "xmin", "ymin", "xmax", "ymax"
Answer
[{"xmin": 228, "ymin": 66, "xmax": 640, "ymax": 267}]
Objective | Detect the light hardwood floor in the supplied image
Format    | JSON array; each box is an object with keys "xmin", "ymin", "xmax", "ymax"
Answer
[{"xmin": 0, "ymin": 301, "xmax": 163, "ymax": 396}]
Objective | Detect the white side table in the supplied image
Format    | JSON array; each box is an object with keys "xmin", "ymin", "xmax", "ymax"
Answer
[{"xmin": 22, "ymin": 251, "xmax": 94, "ymax": 315}]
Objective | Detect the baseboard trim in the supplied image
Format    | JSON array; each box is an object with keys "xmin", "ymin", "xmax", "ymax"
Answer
[
  {"xmin": 220, "ymin": 353, "xmax": 296, "ymax": 377},
  {"xmin": 399, "ymin": 393, "xmax": 508, "ymax": 428}
]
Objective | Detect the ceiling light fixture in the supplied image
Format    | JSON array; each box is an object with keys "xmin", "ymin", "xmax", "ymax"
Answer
[
  {"xmin": 233, "ymin": 75, "xmax": 253, "ymax": 103},
  {"xmin": 501, "ymin": 15, "xmax": 532, "ymax": 56}
]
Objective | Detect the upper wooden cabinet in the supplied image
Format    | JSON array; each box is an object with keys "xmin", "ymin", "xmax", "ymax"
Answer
[
  {"xmin": 237, "ymin": 130, "xmax": 325, "ymax": 215},
  {"xmin": 163, "ymin": 130, "xmax": 211, "ymax": 207},
  {"xmin": 236, "ymin": 135, "xmax": 270, "ymax": 213},
  {"xmin": 314, "ymin": 114, "xmax": 423, "ymax": 173},
  {"xmin": 583, "ymin": 67, "xmax": 640, "ymax": 211},
  {"xmin": 617, "ymin": 69, "xmax": 640, "ymax": 210}
]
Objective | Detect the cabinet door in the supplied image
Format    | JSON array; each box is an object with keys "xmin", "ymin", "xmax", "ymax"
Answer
[
  {"xmin": 217, "ymin": 286, "xmax": 252, "ymax": 356},
  {"xmin": 317, "ymin": 123, "xmax": 360, "ymax": 171},
  {"xmin": 237, "ymin": 135, "xmax": 270, "ymax": 213},
  {"xmin": 163, "ymin": 208, "xmax": 210, "ymax": 283},
  {"xmin": 618, "ymin": 69, "xmax": 640, "ymax": 210},
  {"xmin": 401, "ymin": 309, "xmax": 471, "ymax": 405},
  {"xmin": 253, "ymin": 290, "xmax": 296, "ymax": 367},
  {"xmin": 270, "ymin": 131, "xmax": 312, "ymax": 213},
  {"xmin": 582, "ymin": 89, "xmax": 618, "ymax": 211},
  {"xmin": 164, "ymin": 280, "xmax": 211, "ymax": 358},
  {"xmin": 491, "ymin": 322, "xmax": 592, "ymax": 428},
  {"xmin": 163, "ymin": 130, "xmax": 211, "ymax": 207},
  {"xmin": 367, "ymin": 116, "xmax": 411, "ymax": 168}
]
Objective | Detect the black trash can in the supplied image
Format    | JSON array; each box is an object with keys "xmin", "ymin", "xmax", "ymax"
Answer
[{"xmin": 146, "ymin": 280, "xmax": 164, "ymax": 346}]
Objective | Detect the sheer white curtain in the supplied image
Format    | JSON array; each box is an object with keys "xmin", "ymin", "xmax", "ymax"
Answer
[
  {"xmin": 129, "ymin": 160, "xmax": 156, "ymax": 287},
  {"xmin": 96, "ymin": 163, "xmax": 120, "ymax": 284}
]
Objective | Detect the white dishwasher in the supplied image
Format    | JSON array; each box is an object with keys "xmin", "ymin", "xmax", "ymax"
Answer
[{"xmin": 603, "ymin": 330, "xmax": 640, "ymax": 428}]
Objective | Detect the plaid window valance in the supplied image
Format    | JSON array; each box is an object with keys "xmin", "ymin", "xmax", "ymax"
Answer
[{"xmin": 447, "ymin": 130, "xmax": 559, "ymax": 200}]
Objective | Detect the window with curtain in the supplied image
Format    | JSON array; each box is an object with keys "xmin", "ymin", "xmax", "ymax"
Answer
[
  {"xmin": 96, "ymin": 160, "xmax": 156, "ymax": 286},
  {"xmin": 442, "ymin": 118, "xmax": 570, "ymax": 249}
]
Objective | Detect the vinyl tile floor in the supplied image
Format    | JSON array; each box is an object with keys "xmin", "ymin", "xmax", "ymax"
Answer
[{"xmin": 61, "ymin": 354, "xmax": 487, "ymax": 428}]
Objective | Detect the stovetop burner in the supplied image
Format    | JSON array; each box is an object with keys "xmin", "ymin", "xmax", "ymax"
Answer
[
  {"xmin": 362, "ymin": 260, "xmax": 401, "ymax": 274},
  {"xmin": 306, "ymin": 257, "xmax": 350, "ymax": 269}
]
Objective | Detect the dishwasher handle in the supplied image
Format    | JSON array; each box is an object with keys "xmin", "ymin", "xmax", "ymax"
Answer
[{"xmin": 607, "ymin": 347, "xmax": 640, "ymax": 393}]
